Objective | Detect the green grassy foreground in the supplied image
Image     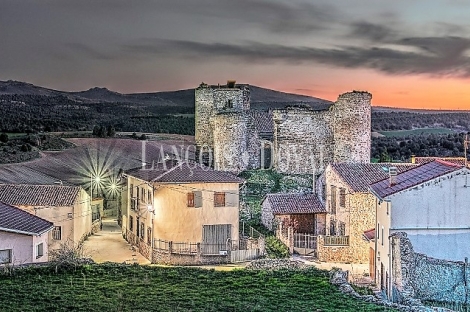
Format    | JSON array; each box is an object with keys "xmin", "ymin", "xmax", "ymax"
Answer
[{"xmin": 0, "ymin": 264, "xmax": 394, "ymax": 312}]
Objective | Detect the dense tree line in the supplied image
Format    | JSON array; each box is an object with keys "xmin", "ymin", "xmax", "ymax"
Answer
[
  {"xmin": 0, "ymin": 94, "xmax": 194, "ymax": 135},
  {"xmin": 372, "ymin": 111, "xmax": 470, "ymax": 131},
  {"xmin": 371, "ymin": 132, "xmax": 468, "ymax": 162}
]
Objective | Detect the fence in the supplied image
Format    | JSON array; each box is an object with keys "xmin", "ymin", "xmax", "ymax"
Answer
[
  {"xmin": 153, "ymin": 239, "xmax": 227, "ymax": 255},
  {"xmin": 293, "ymin": 233, "xmax": 317, "ymax": 249},
  {"xmin": 240, "ymin": 223, "xmax": 264, "ymax": 240},
  {"xmin": 324, "ymin": 236, "xmax": 349, "ymax": 246}
]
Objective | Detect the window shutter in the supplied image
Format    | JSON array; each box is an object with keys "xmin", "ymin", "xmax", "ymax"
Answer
[
  {"xmin": 194, "ymin": 191, "xmax": 203, "ymax": 208},
  {"xmin": 224, "ymin": 190, "xmax": 238, "ymax": 207}
]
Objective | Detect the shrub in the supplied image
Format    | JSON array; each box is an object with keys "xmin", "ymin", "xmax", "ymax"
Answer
[{"xmin": 265, "ymin": 236, "xmax": 289, "ymax": 258}]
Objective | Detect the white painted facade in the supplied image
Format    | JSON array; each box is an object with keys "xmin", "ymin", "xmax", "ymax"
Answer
[
  {"xmin": 0, "ymin": 231, "xmax": 50, "ymax": 266},
  {"xmin": 374, "ymin": 168, "xmax": 470, "ymax": 299}
]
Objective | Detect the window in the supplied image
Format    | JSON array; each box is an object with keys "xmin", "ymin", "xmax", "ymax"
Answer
[
  {"xmin": 187, "ymin": 192, "xmax": 195, "ymax": 207},
  {"xmin": 130, "ymin": 184, "xmax": 134, "ymax": 197},
  {"xmin": 377, "ymin": 223, "xmax": 380, "ymax": 239},
  {"xmin": 148, "ymin": 190, "xmax": 152, "ymax": 203},
  {"xmin": 52, "ymin": 226, "xmax": 62, "ymax": 240},
  {"xmin": 147, "ymin": 227, "xmax": 152, "ymax": 245},
  {"xmin": 0, "ymin": 249, "xmax": 12, "ymax": 264},
  {"xmin": 36, "ymin": 243, "xmax": 44, "ymax": 259},
  {"xmin": 137, "ymin": 187, "xmax": 140, "ymax": 201},
  {"xmin": 339, "ymin": 221, "xmax": 346, "ymax": 236},
  {"xmin": 67, "ymin": 212, "xmax": 73, "ymax": 219},
  {"xmin": 339, "ymin": 188, "xmax": 346, "ymax": 208},
  {"xmin": 381, "ymin": 227, "xmax": 384, "ymax": 246},
  {"xmin": 140, "ymin": 222, "xmax": 145, "ymax": 240},
  {"xmin": 330, "ymin": 185, "xmax": 337, "ymax": 214},
  {"xmin": 136, "ymin": 217, "xmax": 140, "ymax": 237},
  {"xmin": 129, "ymin": 216, "xmax": 134, "ymax": 231},
  {"xmin": 214, "ymin": 192, "xmax": 225, "ymax": 207},
  {"xmin": 329, "ymin": 219, "xmax": 336, "ymax": 236},
  {"xmin": 387, "ymin": 203, "xmax": 389, "ymax": 215},
  {"xmin": 142, "ymin": 189, "xmax": 146, "ymax": 202},
  {"xmin": 226, "ymin": 99, "xmax": 233, "ymax": 109}
]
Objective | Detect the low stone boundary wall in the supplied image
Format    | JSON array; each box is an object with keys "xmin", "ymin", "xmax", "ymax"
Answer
[
  {"xmin": 391, "ymin": 232, "xmax": 470, "ymax": 306},
  {"xmin": 152, "ymin": 249, "xmax": 229, "ymax": 266}
]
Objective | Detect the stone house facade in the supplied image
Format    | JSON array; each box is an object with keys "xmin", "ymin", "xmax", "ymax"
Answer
[
  {"xmin": 370, "ymin": 160, "xmax": 470, "ymax": 300},
  {"xmin": 195, "ymin": 82, "xmax": 372, "ymax": 175},
  {"xmin": 318, "ymin": 163, "xmax": 416, "ymax": 264},
  {"xmin": 0, "ymin": 202, "xmax": 54, "ymax": 266},
  {"xmin": 123, "ymin": 160, "xmax": 245, "ymax": 264},
  {"xmin": 0, "ymin": 184, "xmax": 94, "ymax": 251}
]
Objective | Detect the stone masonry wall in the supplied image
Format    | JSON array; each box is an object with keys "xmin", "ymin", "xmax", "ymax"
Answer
[
  {"xmin": 195, "ymin": 85, "xmax": 372, "ymax": 175},
  {"xmin": 152, "ymin": 249, "xmax": 229, "ymax": 265},
  {"xmin": 273, "ymin": 107, "xmax": 334, "ymax": 174},
  {"xmin": 391, "ymin": 232, "xmax": 470, "ymax": 305},
  {"xmin": 317, "ymin": 167, "xmax": 375, "ymax": 264},
  {"xmin": 211, "ymin": 112, "xmax": 248, "ymax": 174},
  {"xmin": 333, "ymin": 91, "xmax": 372, "ymax": 164}
]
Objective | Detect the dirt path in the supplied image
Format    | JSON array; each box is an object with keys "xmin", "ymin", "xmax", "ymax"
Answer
[{"xmin": 83, "ymin": 219, "xmax": 150, "ymax": 265}]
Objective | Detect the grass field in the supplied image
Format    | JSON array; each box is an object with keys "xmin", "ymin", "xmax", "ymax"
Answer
[
  {"xmin": 379, "ymin": 128, "xmax": 454, "ymax": 137},
  {"xmin": 0, "ymin": 264, "xmax": 394, "ymax": 312}
]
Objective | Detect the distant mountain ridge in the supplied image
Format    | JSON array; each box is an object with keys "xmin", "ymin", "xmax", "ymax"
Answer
[{"xmin": 0, "ymin": 80, "xmax": 331, "ymax": 109}]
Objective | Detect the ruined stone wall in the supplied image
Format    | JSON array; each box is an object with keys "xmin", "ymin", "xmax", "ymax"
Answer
[
  {"xmin": 273, "ymin": 107, "xmax": 334, "ymax": 174},
  {"xmin": 246, "ymin": 115, "xmax": 261, "ymax": 169},
  {"xmin": 333, "ymin": 91, "xmax": 372, "ymax": 163},
  {"xmin": 261, "ymin": 198, "xmax": 274, "ymax": 231},
  {"xmin": 391, "ymin": 232, "xmax": 470, "ymax": 305},
  {"xmin": 152, "ymin": 249, "xmax": 229, "ymax": 265},
  {"xmin": 195, "ymin": 85, "xmax": 215, "ymax": 149},
  {"xmin": 211, "ymin": 112, "xmax": 248, "ymax": 174}
]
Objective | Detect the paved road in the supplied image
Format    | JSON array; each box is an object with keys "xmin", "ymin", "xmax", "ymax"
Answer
[{"xmin": 83, "ymin": 219, "xmax": 150, "ymax": 265}]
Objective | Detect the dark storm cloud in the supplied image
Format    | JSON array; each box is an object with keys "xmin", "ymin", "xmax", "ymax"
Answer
[
  {"xmin": 349, "ymin": 22, "xmax": 395, "ymax": 41},
  {"xmin": 124, "ymin": 37, "xmax": 470, "ymax": 77},
  {"xmin": 154, "ymin": 0, "xmax": 337, "ymax": 34},
  {"xmin": 64, "ymin": 43, "xmax": 114, "ymax": 61}
]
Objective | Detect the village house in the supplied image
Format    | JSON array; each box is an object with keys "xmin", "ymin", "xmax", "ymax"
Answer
[
  {"xmin": 261, "ymin": 193, "xmax": 326, "ymax": 255},
  {"xmin": 0, "ymin": 184, "xmax": 95, "ymax": 251},
  {"xmin": 369, "ymin": 160, "xmax": 470, "ymax": 299},
  {"xmin": 0, "ymin": 201, "xmax": 54, "ymax": 266},
  {"xmin": 318, "ymin": 163, "xmax": 417, "ymax": 264},
  {"xmin": 122, "ymin": 160, "xmax": 244, "ymax": 263}
]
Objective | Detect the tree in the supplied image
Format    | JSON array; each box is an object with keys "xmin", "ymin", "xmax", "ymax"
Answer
[
  {"xmin": 106, "ymin": 125, "xmax": 116, "ymax": 137},
  {"xmin": 0, "ymin": 133, "xmax": 8, "ymax": 143}
]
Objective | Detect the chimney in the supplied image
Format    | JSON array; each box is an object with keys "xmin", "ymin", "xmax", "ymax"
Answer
[
  {"xmin": 227, "ymin": 80, "xmax": 236, "ymax": 88},
  {"xmin": 389, "ymin": 167, "xmax": 398, "ymax": 186}
]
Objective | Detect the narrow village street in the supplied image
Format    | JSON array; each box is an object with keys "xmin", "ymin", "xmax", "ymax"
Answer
[{"xmin": 82, "ymin": 219, "xmax": 150, "ymax": 265}]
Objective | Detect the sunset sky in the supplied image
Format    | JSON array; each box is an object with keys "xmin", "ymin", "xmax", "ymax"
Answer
[{"xmin": 1, "ymin": 0, "xmax": 470, "ymax": 109}]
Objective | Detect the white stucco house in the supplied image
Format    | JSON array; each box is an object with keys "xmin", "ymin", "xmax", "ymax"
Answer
[
  {"xmin": 0, "ymin": 201, "xmax": 54, "ymax": 266},
  {"xmin": 369, "ymin": 159, "xmax": 470, "ymax": 298}
]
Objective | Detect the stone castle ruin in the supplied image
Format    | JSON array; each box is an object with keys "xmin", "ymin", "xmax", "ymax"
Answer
[{"xmin": 195, "ymin": 81, "xmax": 372, "ymax": 175}]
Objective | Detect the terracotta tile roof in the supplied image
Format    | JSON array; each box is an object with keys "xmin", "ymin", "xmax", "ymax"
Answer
[
  {"xmin": 363, "ymin": 228, "xmax": 375, "ymax": 241},
  {"xmin": 126, "ymin": 161, "xmax": 244, "ymax": 184},
  {"xmin": 0, "ymin": 201, "xmax": 54, "ymax": 236},
  {"xmin": 0, "ymin": 184, "xmax": 81, "ymax": 206},
  {"xmin": 370, "ymin": 160, "xmax": 464, "ymax": 199},
  {"xmin": 264, "ymin": 193, "xmax": 326, "ymax": 214},
  {"xmin": 331, "ymin": 163, "xmax": 418, "ymax": 192},
  {"xmin": 413, "ymin": 157, "xmax": 467, "ymax": 166}
]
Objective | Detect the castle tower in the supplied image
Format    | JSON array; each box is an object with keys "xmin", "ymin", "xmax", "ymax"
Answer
[
  {"xmin": 211, "ymin": 113, "xmax": 249, "ymax": 173},
  {"xmin": 195, "ymin": 83, "xmax": 215, "ymax": 163},
  {"xmin": 333, "ymin": 91, "xmax": 372, "ymax": 163},
  {"xmin": 195, "ymin": 81, "xmax": 251, "ymax": 170}
]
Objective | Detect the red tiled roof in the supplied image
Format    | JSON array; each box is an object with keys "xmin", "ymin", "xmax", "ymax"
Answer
[
  {"xmin": 264, "ymin": 193, "xmax": 326, "ymax": 215},
  {"xmin": 370, "ymin": 160, "xmax": 464, "ymax": 199},
  {"xmin": 331, "ymin": 163, "xmax": 418, "ymax": 192},
  {"xmin": 413, "ymin": 157, "xmax": 467, "ymax": 166},
  {"xmin": 0, "ymin": 184, "xmax": 81, "ymax": 206},
  {"xmin": 363, "ymin": 228, "xmax": 375, "ymax": 241},
  {"xmin": 126, "ymin": 161, "xmax": 244, "ymax": 184},
  {"xmin": 0, "ymin": 201, "xmax": 54, "ymax": 236}
]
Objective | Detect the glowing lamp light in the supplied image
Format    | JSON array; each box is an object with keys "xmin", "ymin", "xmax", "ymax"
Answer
[
  {"xmin": 111, "ymin": 183, "xmax": 116, "ymax": 190},
  {"xmin": 95, "ymin": 177, "xmax": 101, "ymax": 183}
]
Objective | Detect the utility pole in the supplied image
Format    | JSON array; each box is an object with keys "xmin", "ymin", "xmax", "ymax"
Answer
[{"xmin": 465, "ymin": 134, "xmax": 470, "ymax": 168}]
